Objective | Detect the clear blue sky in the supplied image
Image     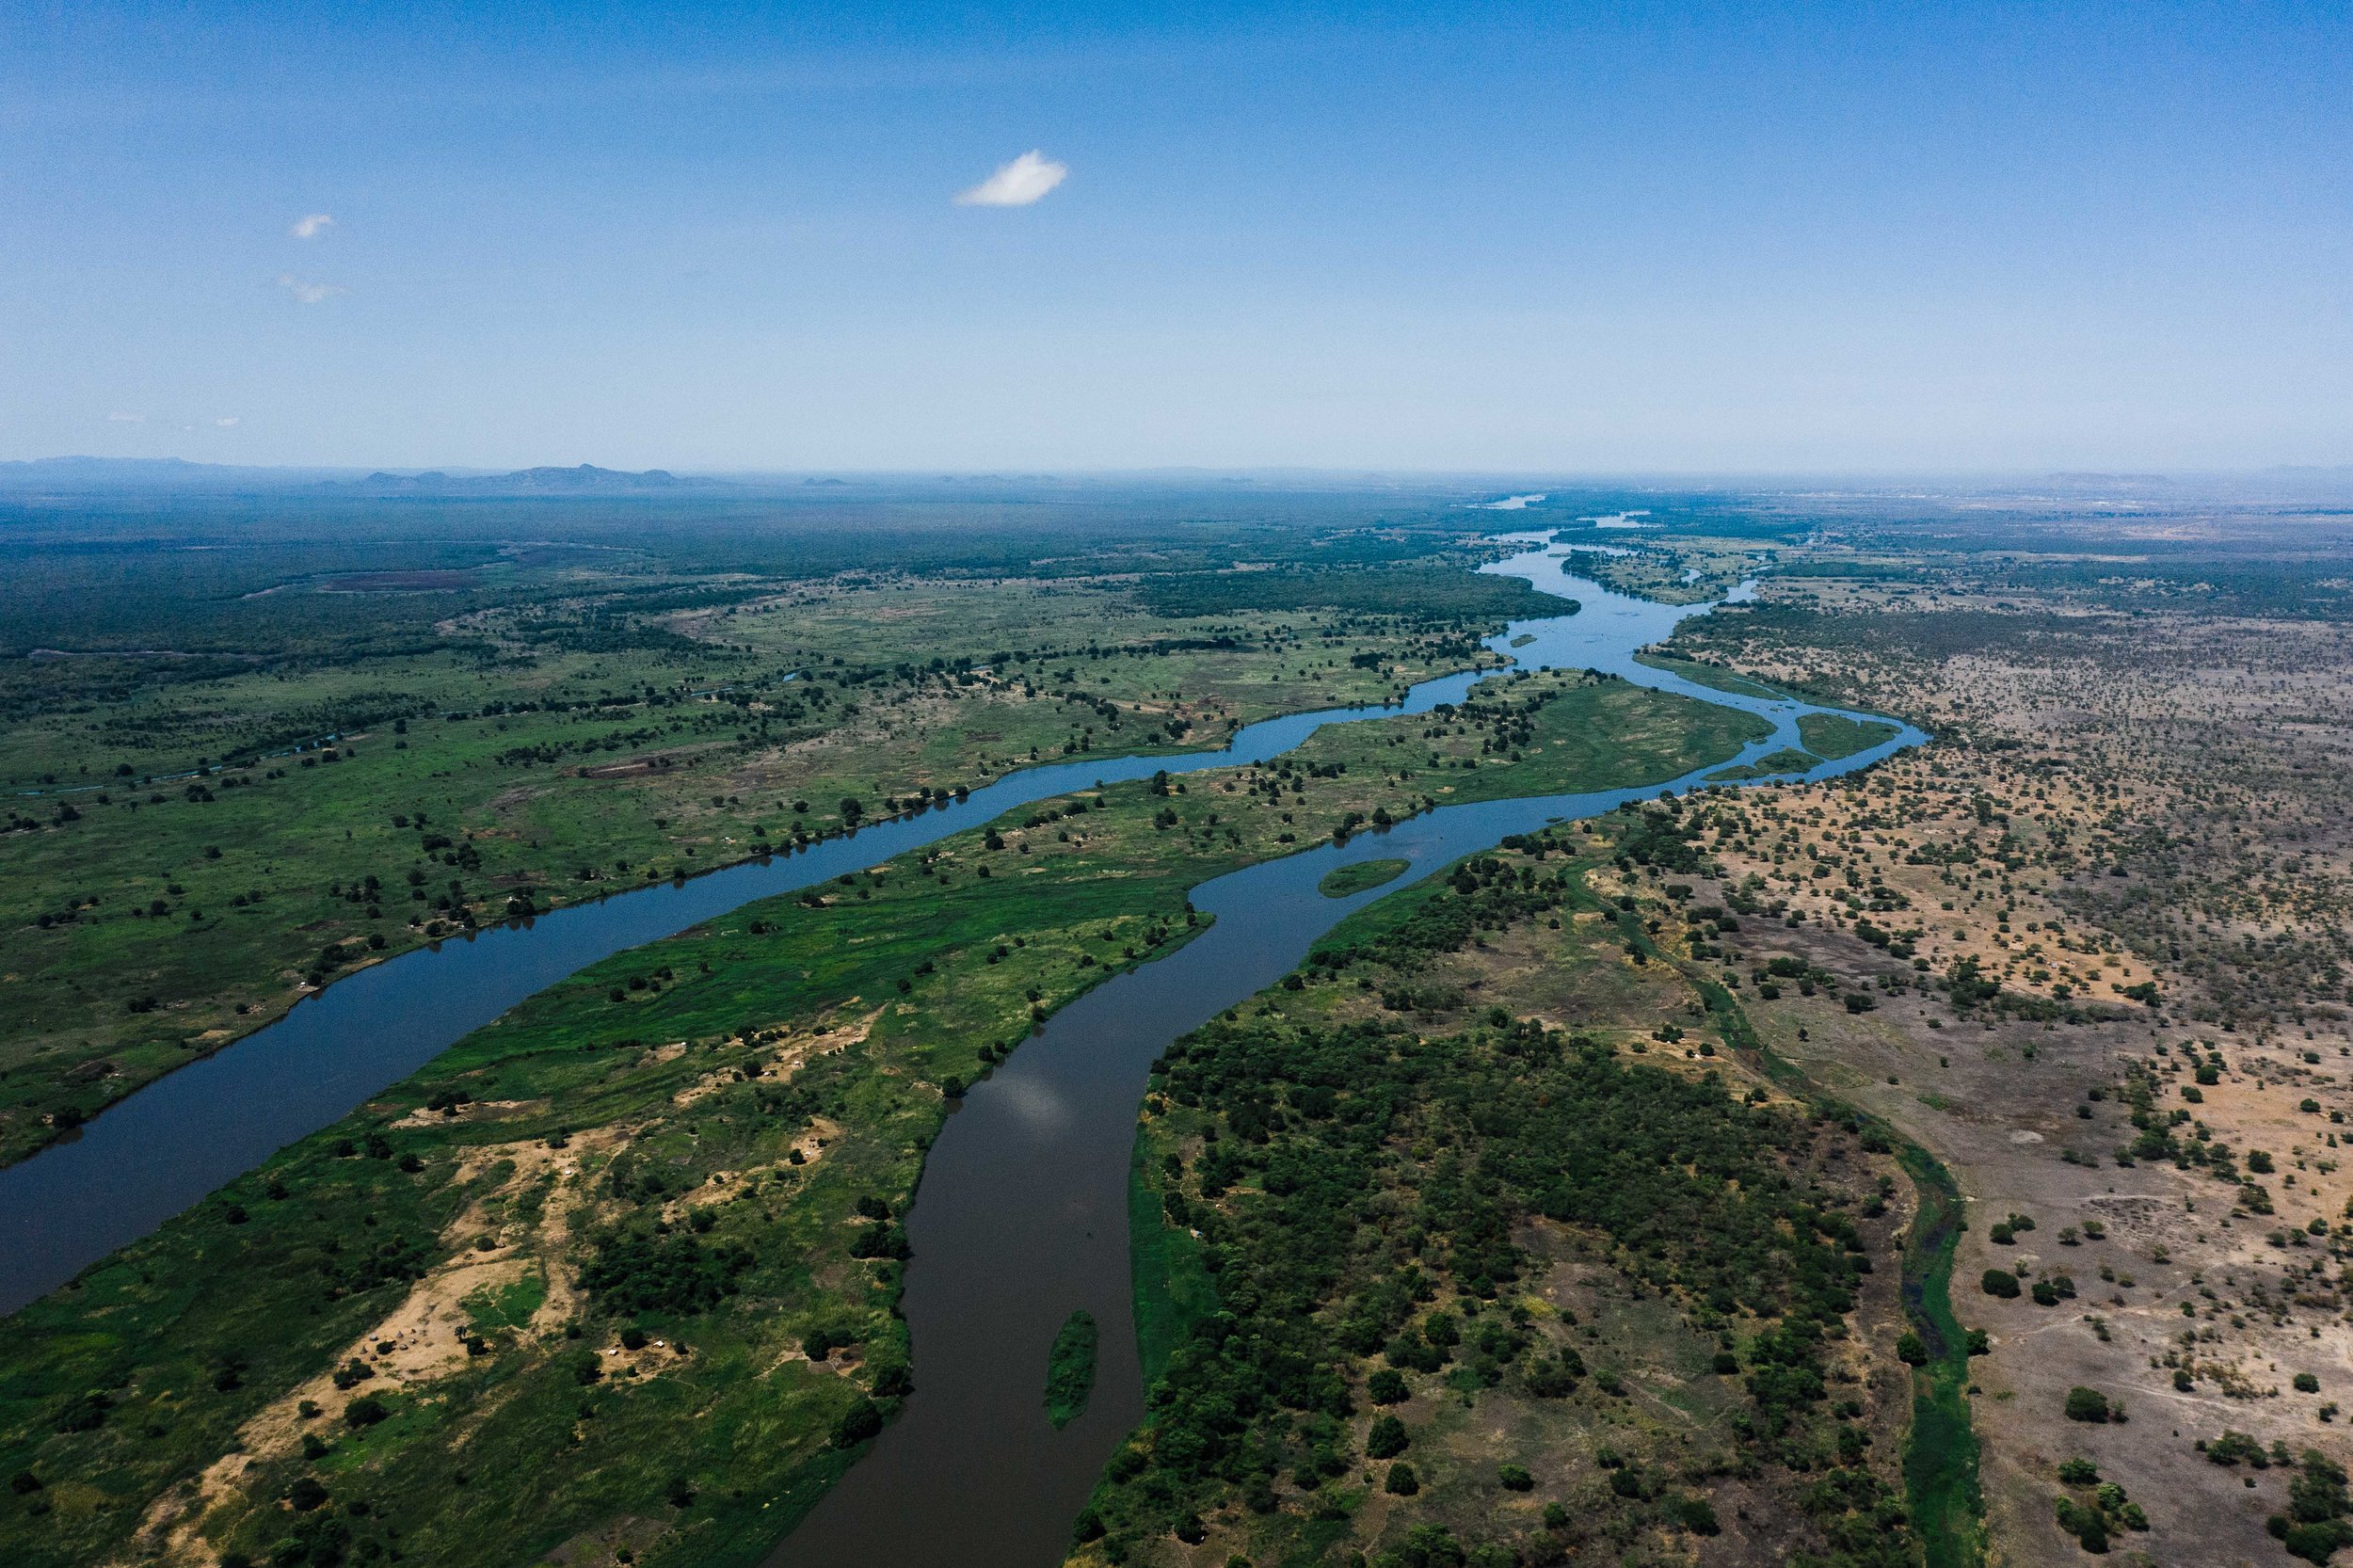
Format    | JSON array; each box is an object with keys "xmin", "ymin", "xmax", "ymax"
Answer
[{"xmin": 3, "ymin": 2, "xmax": 2345, "ymax": 472}]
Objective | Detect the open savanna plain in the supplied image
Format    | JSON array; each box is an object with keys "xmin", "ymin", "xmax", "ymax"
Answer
[{"xmin": 1625, "ymin": 495, "xmax": 2353, "ymax": 1567}]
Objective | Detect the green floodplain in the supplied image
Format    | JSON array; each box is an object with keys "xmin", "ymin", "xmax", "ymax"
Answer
[{"xmin": 0, "ymin": 484, "xmax": 1973, "ymax": 1568}]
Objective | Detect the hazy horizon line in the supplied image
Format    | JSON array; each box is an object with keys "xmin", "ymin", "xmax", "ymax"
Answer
[{"xmin": 7, "ymin": 454, "xmax": 2351, "ymax": 486}]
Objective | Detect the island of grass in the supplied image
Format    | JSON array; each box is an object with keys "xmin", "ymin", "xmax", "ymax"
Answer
[
  {"xmin": 1797, "ymin": 712, "xmax": 1901, "ymax": 760},
  {"xmin": 1705, "ymin": 746, "xmax": 1821, "ymax": 782},
  {"xmin": 1318, "ymin": 857, "xmax": 1411, "ymax": 898},
  {"xmin": 1634, "ymin": 649, "xmax": 1785, "ymax": 700},
  {"xmin": 1045, "ymin": 1310, "xmax": 1099, "ymax": 1429},
  {"xmin": 1556, "ymin": 545, "xmax": 1755, "ymax": 604}
]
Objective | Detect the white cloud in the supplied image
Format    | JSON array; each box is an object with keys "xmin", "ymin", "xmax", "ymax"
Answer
[
  {"xmin": 107, "ymin": 410, "xmax": 145, "ymax": 423},
  {"xmin": 216, "ymin": 416, "xmax": 241, "ymax": 427},
  {"xmin": 954, "ymin": 150, "xmax": 1067, "ymax": 207},
  {"xmin": 277, "ymin": 273, "xmax": 347, "ymax": 304},
  {"xmin": 290, "ymin": 213, "xmax": 334, "ymax": 239}
]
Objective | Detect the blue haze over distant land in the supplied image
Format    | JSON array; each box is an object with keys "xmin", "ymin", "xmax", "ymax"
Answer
[{"xmin": 1, "ymin": 2, "xmax": 2345, "ymax": 474}]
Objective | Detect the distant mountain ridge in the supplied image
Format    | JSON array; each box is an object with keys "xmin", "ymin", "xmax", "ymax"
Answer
[
  {"xmin": 3, "ymin": 456, "xmax": 223, "ymax": 477},
  {"xmin": 0, "ymin": 457, "xmax": 728, "ymax": 495},
  {"xmin": 0, "ymin": 456, "xmax": 350, "ymax": 490},
  {"xmin": 325, "ymin": 464, "xmax": 722, "ymax": 494}
]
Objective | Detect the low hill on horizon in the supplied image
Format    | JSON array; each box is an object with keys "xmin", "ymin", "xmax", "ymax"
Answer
[
  {"xmin": 0, "ymin": 456, "xmax": 730, "ymax": 496},
  {"xmin": 323, "ymin": 463, "xmax": 724, "ymax": 495}
]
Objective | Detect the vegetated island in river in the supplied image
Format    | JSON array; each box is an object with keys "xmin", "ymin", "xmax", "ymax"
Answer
[
  {"xmin": 1796, "ymin": 712, "xmax": 1900, "ymax": 761},
  {"xmin": 1317, "ymin": 857, "xmax": 1411, "ymax": 899},
  {"xmin": 1046, "ymin": 1310, "xmax": 1100, "ymax": 1430}
]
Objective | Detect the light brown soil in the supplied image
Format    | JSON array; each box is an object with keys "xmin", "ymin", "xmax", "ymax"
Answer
[
  {"xmin": 126, "ymin": 1128, "xmax": 623, "ymax": 1566},
  {"xmin": 1652, "ymin": 568, "xmax": 2353, "ymax": 1566}
]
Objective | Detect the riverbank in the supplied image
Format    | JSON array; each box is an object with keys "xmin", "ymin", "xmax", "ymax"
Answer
[
  {"xmin": 1678, "ymin": 910, "xmax": 1986, "ymax": 1568},
  {"xmin": 0, "ymin": 659, "xmax": 1770, "ymax": 1568},
  {"xmin": 1095, "ymin": 828, "xmax": 1961, "ymax": 1565},
  {"xmin": 0, "ymin": 542, "xmax": 1934, "ymax": 1568},
  {"xmin": 0, "ymin": 557, "xmax": 1537, "ymax": 1171}
]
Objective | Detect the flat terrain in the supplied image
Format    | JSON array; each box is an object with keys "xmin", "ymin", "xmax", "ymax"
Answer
[
  {"xmin": 0, "ymin": 650, "xmax": 1762, "ymax": 1568},
  {"xmin": 1644, "ymin": 507, "xmax": 2353, "ymax": 1567},
  {"xmin": 18, "ymin": 482, "xmax": 2353, "ymax": 1568},
  {"xmin": 0, "ymin": 496, "xmax": 1551, "ymax": 1164},
  {"xmin": 1096, "ymin": 827, "xmax": 1930, "ymax": 1568}
]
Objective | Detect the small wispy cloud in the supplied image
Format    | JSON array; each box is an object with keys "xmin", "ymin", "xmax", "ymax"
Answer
[
  {"xmin": 216, "ymin": 416, "xmax": 241, "ymax": 427},
  {"xmin": 954, "ymin": 150, "xmax": 1067, "ymax": 207},
  {"xmin": 107, "ymin": 410, "xmax": 145, "ymax": 423},
  {"xmin": 277, "ymin": 273, "xmax": 347, "ymax": 304},
  {"xmin": 290, "ymin": 213, "xmax": 334, "ymax": 239}
]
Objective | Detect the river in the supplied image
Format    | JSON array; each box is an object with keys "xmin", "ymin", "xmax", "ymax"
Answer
[
  {"xmin": 0, "ymin": 536, "xmax": 1925, "ymax": 1562},
  {"xmin": 761, "ymin": 537, "xmax": 1925, "ymax": 1566}
]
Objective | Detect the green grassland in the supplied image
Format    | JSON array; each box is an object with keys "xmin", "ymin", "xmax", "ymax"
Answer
[
  {"xmin": 0, "ymin": 484, "xmax": 1545, "ymax": 678},
  {"xmin": 1796, "ymin": 712, "xmax": 1903, "ymax": 760},
  {"xmin": 0, "ymin": 556, "xmax": 1550, "ymax": 1165},
  {"xmin": 662, "ymin": 572, "xmax": 1508, "ymax": 708},
  {"xmin": 1896, "ymin": 1144, "xmax": 1984, "ymax": 1568},
  {"xmin": 1633, "ymin": 649, "xmax": 1788, "ymax": 700},
  {"xmin": 0, "ymin": 669, "xmax": 1761, "ymax": 1568},
  {"xmin": 1129, "ymin": 1143, "xmax": 1220, "ymax": 1392}
]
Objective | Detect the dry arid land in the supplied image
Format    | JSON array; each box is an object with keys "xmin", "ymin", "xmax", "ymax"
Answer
[{"xmin": 1636, "ymin": 502, "xmax": 2353, "ymax": 1567}]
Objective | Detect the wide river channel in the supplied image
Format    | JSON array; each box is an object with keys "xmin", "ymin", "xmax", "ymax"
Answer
[{"xmin": 0, "ymin": 535, "xmax": 1926, "ymax": 1565}]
